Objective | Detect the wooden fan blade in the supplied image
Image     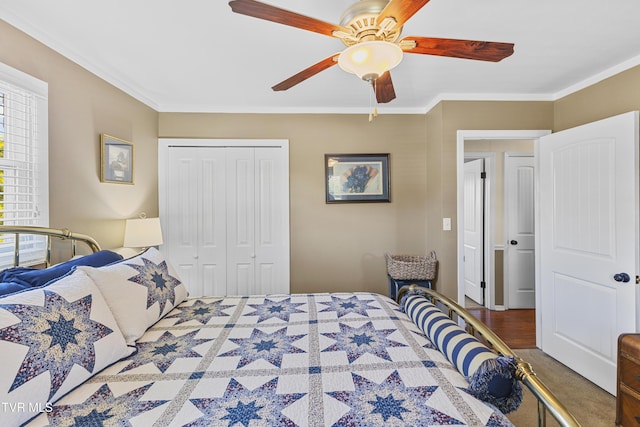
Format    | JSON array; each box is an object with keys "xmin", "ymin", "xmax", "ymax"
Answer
[
  {"xmin": 272, "ymin": 54, "xmax": 339, "ymax": 91},
  {"xmin": 374, "ymin": 71, "xmax": 396, "ymax": 104},
  {"xmin": 402, "ymin": 36, "xmax": 514, "ymax": 62},
  {"xmin": 229, "ymin": 0, "xmax": 345, "ymax": 37},
  {"xmin": 377, "ymin": 0, "xmax": 431, "ymax": 28}
]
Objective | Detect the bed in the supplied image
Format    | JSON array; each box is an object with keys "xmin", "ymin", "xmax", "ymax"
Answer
[{"xmin": 0, "ymin": 226, "xmax": 579, "ymax": 427}]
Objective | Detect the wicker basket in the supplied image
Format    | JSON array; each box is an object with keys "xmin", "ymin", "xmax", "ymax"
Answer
[{"xmin": 385, "ymin": 251, "xmax": 437, "ymax": 280}]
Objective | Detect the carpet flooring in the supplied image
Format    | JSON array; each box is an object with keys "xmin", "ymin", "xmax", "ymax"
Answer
[{"xmin": 507, "ymin": 349, "xmax": 616, "ymax": 426}]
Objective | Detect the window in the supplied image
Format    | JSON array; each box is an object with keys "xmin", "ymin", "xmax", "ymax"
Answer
[{"xmin": 0, "ymin": 62, "xmax": 48, "ymax": 267}]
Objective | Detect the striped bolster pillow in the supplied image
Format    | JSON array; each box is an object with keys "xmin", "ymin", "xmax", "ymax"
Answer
[{"xmin": 403, "ymin": 294, "xmax": 522, "ymax": 414}]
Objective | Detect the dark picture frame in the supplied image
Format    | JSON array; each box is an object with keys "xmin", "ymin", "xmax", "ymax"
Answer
[
  {"xmin": 325, "ymin": 153, "xmax": 390, "ymax": 203},
  {"xmin": 100, "ymin": 134, "xmax": 134, "ymax": 184}
]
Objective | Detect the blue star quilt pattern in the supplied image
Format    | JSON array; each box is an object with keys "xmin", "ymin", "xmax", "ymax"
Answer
[
  {"xmin": 25, "ymin": 293, "xmax": 514, "ymax": 426},
  {"xmin": 246, "ymin": 297, "xmax": 306, "ymax": 323},
  {"xmin": 318, "ymin": 294, "xmax": 380, "ymax": 318},
  {"xmin": 164, "ymin": 298, "xmax": 233, "ymax": 325},
  {"xmin": 0, "ymin": 290, "xmax": 113, "ymax": 399},
  {"xmin": 0, "ymin": 269, "xmax": 134, "ymax": 427},
  {"xmin": 126, "ymin": 257, "xmax": 182, "ymax": 314},
  {"xmin": 78, "ymin": 247, "xmax": 189, "ymax": 346}
]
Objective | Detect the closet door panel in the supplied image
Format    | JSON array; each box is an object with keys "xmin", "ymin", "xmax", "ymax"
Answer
[
  {"xmin": 235, "ymin": 263, "xmax": 255, "ymax": 295},
  {"xmin": 200, "ymin": 151, "xmax": 227, "ymax": 296},
  {"xmin": 256, "ymin": 263, "xmax": 276, "ymax": 294},
  {"xmin": 255, "ymin": 148, "xmax": 289, "ymax": 294},
  {"xmin": 226, "ymin": 149, "xmax": 255, "ymax": 294},
  {"xmin": 177, "ymin": 265, "xmax": 200, "ymax": 297},
  {"xmin": 201, "ymin": 264, "xmax": 220, "ymax": 297},
  {"xmin": 164, "ymin": 148, "xmax": 201, "ymax": 294}
]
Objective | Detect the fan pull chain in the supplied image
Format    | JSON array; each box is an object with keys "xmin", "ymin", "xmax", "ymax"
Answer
[{"xmin": 368, "ymin": 79, "xmax": 379, "ymax": 122}]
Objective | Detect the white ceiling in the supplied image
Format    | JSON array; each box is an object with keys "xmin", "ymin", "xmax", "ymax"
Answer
[{"xmin": 2, "ymin": 0, "xmax": 640, "ymax": 114}]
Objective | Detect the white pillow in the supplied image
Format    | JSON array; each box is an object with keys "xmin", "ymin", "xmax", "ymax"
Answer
[
  {"xmin": 0, "ymin": 269, "xmax": 134, "ymax": 426},
  {"xmin": 78, "ymin": 247, "xmax": 187, "ymax": 345}
]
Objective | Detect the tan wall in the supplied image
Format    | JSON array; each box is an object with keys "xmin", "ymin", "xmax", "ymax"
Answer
[
  {"xmin": 159, "ymin": 113, "xmax": 428, "ymax": 295},
  {"xmin": 425, "ymin": 101, "xmax": 554, "ymax": 298},
  {"xmin": 554, "ymin": 65, "xmax": 640, "ymax": 131},
  {"xmin": 0, "ymin": 20, "xmax": 159, "ymax": 250}
]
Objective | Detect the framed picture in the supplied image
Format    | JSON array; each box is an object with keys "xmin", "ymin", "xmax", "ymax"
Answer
[
  {"xmin": 100, "ymin": 134, "xmax": 133, "ymax": 184},
  {"xmin": 325, "ymin": 153, "xmax": 390, "ymax": 203}
]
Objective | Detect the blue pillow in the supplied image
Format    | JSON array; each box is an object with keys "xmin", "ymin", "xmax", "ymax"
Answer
[
  {"xmin": 0, "ymin": 281, "xmax": 29, "ymax": 296},
  {"xmin": 0, "ymin": 267, "xmax": 34, "ymax": 283},
  {"xmin": 3, "ymin": 250, "xmax": 123, "ymax": 288}
]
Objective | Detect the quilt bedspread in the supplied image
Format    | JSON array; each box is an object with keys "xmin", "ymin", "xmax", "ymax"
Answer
[{"xmin": 27, "ymin": 293, "xmax": 514, "ymax": 426}]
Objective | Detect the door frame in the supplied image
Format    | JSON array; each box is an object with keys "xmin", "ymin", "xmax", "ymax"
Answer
[{"xmin": 457, "ymin": 131, "xmax": 550, "ymax": 316}]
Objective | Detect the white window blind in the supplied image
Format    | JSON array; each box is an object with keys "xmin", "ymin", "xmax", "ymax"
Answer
[{"xmin": 0, "ymin": 63, "xmax": 49, "ymax": 267}]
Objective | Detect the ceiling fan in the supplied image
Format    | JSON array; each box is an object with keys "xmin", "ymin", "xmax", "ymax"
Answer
[{"xmin": 228, "ymin": 0, "xmax": 514, "ymax": 104}]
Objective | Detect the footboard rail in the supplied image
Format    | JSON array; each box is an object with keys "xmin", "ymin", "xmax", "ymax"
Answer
[{"xmin": 397, "ymin": 285, "xmax": 580, "ymax": 427}]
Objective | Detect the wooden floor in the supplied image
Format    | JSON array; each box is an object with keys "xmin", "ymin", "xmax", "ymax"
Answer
[{"xmin": 466, "ymin": 306, "xmax": 536, "ymax": 349}]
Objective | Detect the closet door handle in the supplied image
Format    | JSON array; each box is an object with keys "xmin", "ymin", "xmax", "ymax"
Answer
[{"xmin": 510, "ymin": 240, "xmax": 518, "ymax": 245}]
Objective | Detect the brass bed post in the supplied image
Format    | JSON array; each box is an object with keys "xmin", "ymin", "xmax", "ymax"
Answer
[
  {"xmin": 46, "ymin": 234, "xmax": 52, "ymax": 267},
  {"xmin": 396, "ymin": 284, "xmax": 580, "ymax": 427},
  {"xmin": 0, "ymin": 226, "xmax": 101, "ymax": 266},
  {"xmin": 12, "ymin": 232, "xmax": 19, "ymax": 266},
  {"xmin": 71, "ymin": 239, "xmax": 77, "ymax": 259},
  {"xmin": 539, "ymin": 400, "xmax": 547, "ymax": 427}
]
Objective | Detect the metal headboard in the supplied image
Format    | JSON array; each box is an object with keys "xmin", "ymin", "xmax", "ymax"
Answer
[
  {"xmin": 397, "ymin": 285, "xmax": 581, "ymax": 427},
  {"xmin": 0, "ymin": 225, "xmax": 101, "ymax": 267}
]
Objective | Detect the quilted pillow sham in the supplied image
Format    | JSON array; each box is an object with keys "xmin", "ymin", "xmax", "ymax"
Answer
[
  {"xmin": 78, "ymin": 247, "xmax": 188, "ymax": 346},
  {"xmin": 0, "ymin": 269, "xmax": 134, "ymax": 426},
  {"xmin": 402, "ymin": 293, "xmax": 523, "ymax": 414}
]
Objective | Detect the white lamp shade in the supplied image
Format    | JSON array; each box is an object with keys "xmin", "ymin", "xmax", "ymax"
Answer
[
  {"xmin": 123, "ymin": 217, "xmax": 163, "ymax": 248},
  {"xmin": 338, "ymin": 40, "xmax": 403, "ymax": 80}
]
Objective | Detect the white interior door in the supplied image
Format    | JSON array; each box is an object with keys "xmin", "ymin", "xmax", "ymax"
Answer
[
  {"xmin": 505, "ymin": 155, "xmax": 535, "ymax": 308},
  {"xmin": 464, "ymin": 159, "xmax": 484, "ymax": 305},
  {"xmin": 539, "ymin": 111, "xmax": 639, "ymax": 394},
  {"xmin": 162, "ymin": 146, "xmax": 227, "ymax": 296}
]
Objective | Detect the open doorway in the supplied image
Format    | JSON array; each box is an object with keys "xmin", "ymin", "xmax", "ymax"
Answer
[{"xmin": 456, "ymin": 130, "xmax": 550, "ymax": 311}]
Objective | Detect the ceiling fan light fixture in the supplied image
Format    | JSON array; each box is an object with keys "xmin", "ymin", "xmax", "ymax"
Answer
[{"xmin": 338, "ymin": 40, "xmax": 403, "ymax": 81}]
